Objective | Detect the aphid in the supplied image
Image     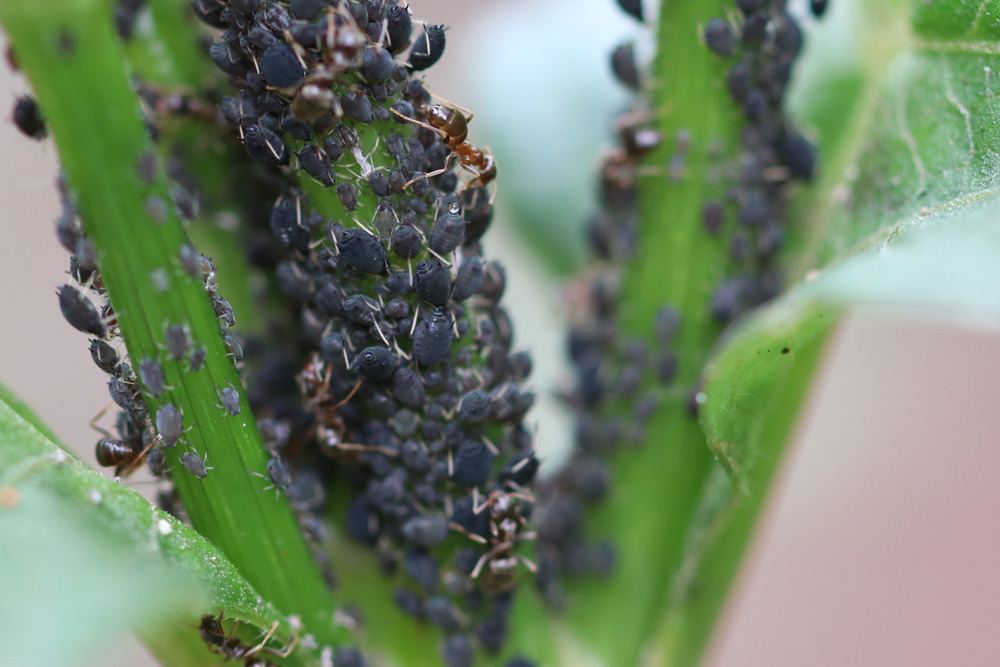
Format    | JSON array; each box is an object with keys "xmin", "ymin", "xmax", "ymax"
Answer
[
  {"xmin": 477, "ymin": 612, "xmax": 508, "ymax": 653},
  {"xmin": 458, "ymin": 390, "xmax": 490, "ymax": 424},
  {"xmin": 701, "ymin": 200, "xmax": 724, "ymax": 235},
  {"xmin": 385, "ymin": 4, "xmax": 413, "ymax": 53},
  {"xmin": 451, "ymin": 257, "xmax": 484, "ymax": 302},
  {"xmin": 811, "ymin": 0, "xmax": 830, "ymax": 17},
  {"xmin": 339, "ymin": 229, "xmax": 388, "ymax": 274},
  {"xmin": 336, "ymin": 182, "xmax": 358, "ymax": 211},
  {"xmin": 243, "ymin": 125, "xmax": 288, "ymax": 166},
  {"xmin": 414, "ymin": 259, "xmax": 451, "ymax": 306},
  {"xmin": 402, "ymin": 513, "xmax": 449, "ymax": 548},
  {"xmin": 266, "ymin": 454, "xmax": 291, "ymax": 492},
  {"xmin": 189, "ymin": 347, "xmax": 207, "ymax": 371},
  {"xmin": 298, "ymin": 145, "xmax": 334, "ymax": 186},
  {"xmin": 139, "ymin": 358, "xmax": 166, "ymax": 397},
  {"xmin": 441, "ymin": 634, "xmax": 473, "ymax": 667},
  {"xmin": 89, "ymin": 339, "xmax": 119, "ymax": 373},
  {"xmin": 209, "ymin": 40, "xmax": 249, "ymax": 76},
  {"xmin": 218, "ymin": 386, "xmax": 241, "ymax": 416},
  {"xmin": 704, "ymin": 18, "xmax": 736, "ymax": 57},
  {"xmin": 425, "ymin": 596, "xmax": 463, "ymax": 632},
  {"xmin": 368, "ymin": 170, "xmax": 389, "ymax": 196},
  {"xmin": 290, "ymin": 0, "xmax": 323, "ymax": 19},
  {"xmin": 223, "ymin": 334, "xmax": 243, "ymax": 362},
  {"xmin": 390, "ymin": 223, "xmax": 422, "ymax": 258},
  {"xmin": 355, "ymin": 346, "xmax": 397, "ymax": 381},
  {"xmin": 361, "ymin": 46, "xmax": 394, "ymax": 81},
  {"xmin": 342, "ymin": 90, "xmax": 374, "ymax": 123},
  {"xmin": 276, "ymin": 261, "xmax": 316, "ymax": 302},
  {"xmin": 501, "ymin": 453, "xmax": 540, "ymax": 486},
  {"xmin": 504, "ymin": 657, "xmax": 538, "ymax": 667},
  {"xmin": 261, "ymin": 41, "xmax": 305, "ymax": 88},
  {"xmin": 57, "ymin": 284, "xmax": 107, "ymax": 338},
  {"xmin": 332, "ymin": 647, "xmax": 368, "ymax": 667},
  {"xmin": 146, "ymin": 447, "xmax": 166, "ymax": 477},
  {"xmin": 453, "ymin": 440, "xmax": 494, "ymax": 487},
  {"xmin": 776, "ymin": 129, "xmax": 817, "ymax": 181},
  {"xmin": 609, "ymin": 41, "xmax": 640, "ymax": 90},
  {"xmin": 654, "ymin": 305, "xmax": 681, "ymax": 342},
  {"xmin": 155, "ymin": 404, "xmax": 183, "ymax": 447},
  {"xmin": 409, "ymin": 24, "xmax": 446, "ymax": 71},
  {"xmin": 163, "ymin": 323, "xmax": 191, "ymax": 361},
  {"xmin": 145, "ymin": 195, "xmax": 167, "ymax": 223},
  {"xmin": 12, "ymin": 95, "xmax": 46, "ymax": 139},
  {"xmin": 270, "ymin": 192, "xmax": 310, "ymax": 252},
  {"xmin": 615, "ymin": 0, "xmax": 643, "ymax": 21},
  {"xmin": 181, "ymin": 450, "xmax": 208, "ymax": 479},
  {"xmin": 212, "ymin": 296, "xmax": 236, "ymax": 329},
  {"xmin": 429, "ymin": 201, "xmax": 466, "ymax": 254},
  {"xmin": 412, "ymin": 307, "xmax": 452, "ymax": 366},
  {"xmin": 390, "ymin": 367, "xmax": 425, "ymax": 407}
]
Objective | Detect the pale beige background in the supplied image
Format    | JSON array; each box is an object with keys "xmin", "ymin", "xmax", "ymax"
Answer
[{"xmin": 3, "ymin": 2, "xmax": 1000, "ymax": 666}]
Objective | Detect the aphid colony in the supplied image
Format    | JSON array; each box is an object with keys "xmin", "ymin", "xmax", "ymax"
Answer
[
  {"xmin": 189, "ymin": 1, "xmax": 534, "ymax": 666},
  {"xmin": 531, "ymin": 0, "xmax": 828, "ymax": 605}
]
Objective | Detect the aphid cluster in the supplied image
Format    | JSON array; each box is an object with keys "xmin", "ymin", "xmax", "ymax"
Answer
[
  {"xmin": 702, "ymin": 0, "xmax": 823, "ymax": 324},
  {"xmin": 191, "ymin": 2, "xmax": 534, "ymax": 665},
  {"xmin": 532, "ymin": 0, "xmax": 825, "ymax": 605}
]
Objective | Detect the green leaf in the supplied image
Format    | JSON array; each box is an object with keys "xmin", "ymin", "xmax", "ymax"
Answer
[
  {"xmin": 0, "ymin": 0, "xmax": 342, "ymax": 648},
  {"xmin": 0, "ymin": 384, "xmax": 307, "ymax": 667},
  {"xmin": 645, "ymin": 0, "xmax": 1000, "ymax": 664}
]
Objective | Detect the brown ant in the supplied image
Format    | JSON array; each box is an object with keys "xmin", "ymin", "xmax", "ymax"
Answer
[
  {"xmin": 452, "ymin": 489, "xmax": 536, "ymax": 593},
  {"xmin": 295, "ymin": 353, "xmax": 396, "ymax": 460},
  {"xmin": 391, "ymin": 102, "xmax": 497, "ymax": 190}
]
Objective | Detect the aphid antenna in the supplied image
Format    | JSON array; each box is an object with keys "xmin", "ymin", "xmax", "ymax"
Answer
[
  {"xmin": 425, "ymin": 246, "xmax": 452, "ymax": 267},
  {"xmin": 392, "ymin": 340, "xmax": 411, "ymax": 361}
]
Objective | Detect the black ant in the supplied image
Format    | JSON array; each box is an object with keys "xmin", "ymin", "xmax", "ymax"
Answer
[
  {"xmin": 295, "ymin": 353, "xmax": 396, "ymax": 460},
  {"xmin": 391, "ymin": 102, "xmax": 497, "ymax": 190},
  {"xmin": 452, "ymin": 489, "xmax": 536, "ymax": 593},
  {"xmin": 198, "ymin": 612, "xmax": 299, "ymax": 665}
]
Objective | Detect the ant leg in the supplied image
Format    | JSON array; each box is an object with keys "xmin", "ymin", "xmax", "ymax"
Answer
[
  {"xmin": 448, "ymin": 521, "xmax": 488, "ymax": 545},
  {"xmin": 88, "ymin": 403, "xmax": 114, "ymax": 439},
  {"xmin": 517, "ymin": 554, "xmax": 538, "ymax": 574},
  {"xmin": 389, "ymin": 108, "xmax": 447, "ymax": 139},
  {"xmin": 243, "ymin": 621, "xmax": 279, "ymax": 659},
  {"xmin": 329, "ymin": 379, "xmax": 363, "ymax": 411}
]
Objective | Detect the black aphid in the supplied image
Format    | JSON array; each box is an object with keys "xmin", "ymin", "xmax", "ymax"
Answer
[
  {"xmin": 610, "ymin": 41, "xmax": 641, "ymax": 90},
  {"xmin": 181, "ymin": 450, "xmax": 208, "ymax": 479},
  {"xmin": 189, "ymin": 347, "xmax": 207, "ymax": 371},
  {"xmin": 361, "ymin": 46, "xmax": 395, "ymax": 81},
  {"xmin": 155, "ymin": 404, "xmax": 183, "ymax": 447},
  {"xmin": 615, "ymin": 0, "xmax": 643, "ymax": 22},
  {"xmin": 451, "ymin": 257, "xmax": 484, "ymax": 302},
  {"xmin": 776, "ymin": 129, "xmax": 817, "ymax": 181},
  {"xmin": 298, "ymin": 145, "xmax": 334, "ymax": 186},
  {"xmin": 339, "ymin": 229, "xmax": 388, "ymax": 274},
  {"xmin": 412, "ymin": 308, "xmax": 452, "ymax": 366},
  {"xmin": 336, "ymin": 182, "xmax": 359, "ymax": 211},
  {"xmin": 429, "ymin": 202, "xmax": 465, "ymax": 254},
  {"xmin": 12, "ymin": 95, "xmax": 46, "ymax": 140},
  {"xmin": 89, "ymin": 339, "xmax": 119, "ymax": 373},
  {"xmin": 391, "ymin": 367, "xmax": 425, "ymax": 407},
  {"xmin": 385, "ymin": 5, "xmax": 413, "ymax": 53},
  {"xmin": 209, "ymin": 41, "xmax": 249, "ymax": 76},
  {"xmin": 390, "ymin": 224, "xmax": 423, "ymax": 259},
  {"xmin": 266, "ymin": 455, "xmax": 291, "ymax": 492},
  {"xmin": 457, "ymin": 390, "xmax": 490, "ymax": 424},
  {"xmin": 441, "ymin": 634, "xmax": 474, "ymax": 667},
  {"xmin": 356, "ymin": 346, "xmax": 397, "ymax": 381},
  {"xmin": 138, "ymin": 358, "xmax": 166, "ymax": 397},
  {"xmin": 704, "ymin": 18, "xmax": 736, "ymax": 57},
  {"xmin": 261, "ymin": 41, "xmax": 305, "ymax": 88},
  {"xmin": 163, "ymin": 323, "xmax": 191, "ymax": 361},
  {"xmin": 409, "ymin": 24, "xmax": 446, "ymax": 71},
  {"xmin": 453, "ymin": 440, "xmax": 494, "ymax": 487},
  {"xmin": 402, "ymin": 513, "xmax": 449, "ymax": 548},
  {"xmin": 415, "ymin": 259, "xmax": 451, "ymax": 306},
  {"xmin": 332, "ymin": 646, "xmax": 368, "ymax": 667},
  {"xmin": 811, "ymin": 0, "xmax": 830, "ymax": 17},
  {"xmin": 270, "ymin": 193, "xmax": 310, "ymax": 251},
  {"xmin": 243, "ymin": 125, "xmax": 288, "ymax": 166},
  {"xmin": 218, "ymin": 386, "xmax": 241, "ymax": 415},
  {"xmin": 57, "ymin": 284, "xmax": 107, "ymax": 338}
]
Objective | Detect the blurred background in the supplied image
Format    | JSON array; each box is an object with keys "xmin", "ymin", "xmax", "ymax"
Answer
[{"xmin": 2, "ymin": 0, "xmax": 999, "ymax": 665}]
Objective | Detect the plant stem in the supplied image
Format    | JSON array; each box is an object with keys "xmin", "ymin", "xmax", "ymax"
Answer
[{"xmin": 0, "ymin": 0, "xmax": 343, "ymax": 648}]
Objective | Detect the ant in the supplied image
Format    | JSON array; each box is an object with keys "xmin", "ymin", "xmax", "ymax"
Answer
[
  {"xmin": 391, "ymin": 101, "xmax": 497, "ymax": 190},
  {"xmin": 452, "ymin": 489, "xmax": 536, "ymax": 593},
  {"xmin": 295, "ymin": 353, "xmax": 396, "ymax": 460},
  {"xmin": 199, "ymin": 612, "xmax": 299, "ymax": 665}
]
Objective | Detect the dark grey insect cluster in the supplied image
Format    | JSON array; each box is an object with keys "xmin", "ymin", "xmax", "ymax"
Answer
[
  {"xmin": 703, "ymin": 0, "xmax": 824, "ymax": 325},
  {"xmin": 531, "ymin": 0, "xmax": 824, "ymax": 606},
  {"xmin": 192, "ymin": 2, "xmax": 536, "ymax": 665}
]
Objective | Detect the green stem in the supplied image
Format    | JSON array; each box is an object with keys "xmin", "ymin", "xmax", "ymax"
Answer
[{"xmin": 0, "ymin": 0, "xmax": 342, "ymax": 649}]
